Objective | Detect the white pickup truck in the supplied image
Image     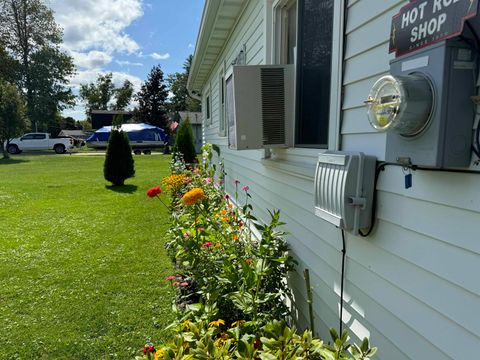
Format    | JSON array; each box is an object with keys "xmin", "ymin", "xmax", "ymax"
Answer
[{"xmin": 6, "ymin": 133, "xmax": 74, "ymax": 154}]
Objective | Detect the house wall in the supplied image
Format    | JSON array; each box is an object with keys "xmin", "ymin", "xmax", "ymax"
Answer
[{"xmin": 200, "ymin": 1, "xmax": 480, "ymax": 359}]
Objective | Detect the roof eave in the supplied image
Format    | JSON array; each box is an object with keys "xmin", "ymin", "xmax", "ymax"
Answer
[{"xmin": 188, "ymin": 0, "xmax": 249, "ymax": 94}]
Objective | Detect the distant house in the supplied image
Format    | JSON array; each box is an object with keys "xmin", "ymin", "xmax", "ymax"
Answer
[{"xmin": 90, "ymin": 110, "xmax": 133, "ymax": 130}]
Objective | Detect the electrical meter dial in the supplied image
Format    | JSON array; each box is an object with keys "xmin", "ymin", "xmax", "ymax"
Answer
[{"xmin": 366, "ymin": 74, "xmax": 433, "ymax": 137}]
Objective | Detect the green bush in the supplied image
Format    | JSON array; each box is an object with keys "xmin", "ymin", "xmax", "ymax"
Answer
[
  {"xmin": 173, "ymin": 116, "xmax": 197, "ymax": 164},
  {"xmin": 104, "ymin": 128, "xmax": 135, "ymax": 186}
]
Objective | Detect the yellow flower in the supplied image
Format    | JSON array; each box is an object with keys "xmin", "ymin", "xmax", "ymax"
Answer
[
  {"xmin": 231, "ymin": 320, "xmax": 246, "ymax": 327},
  {"xmin": 215, "ymin": 332, "xmax": 230, "ymax": 347},
  {"xmin": 181, "ymin": 319, "xmax": 191, "ymax": 329},
  {"xmin": 209, "ymin": 319, "xmax": 225, "ymax": 327},
  {"xmin": 181, "ymin": 188, "xmax": 205, "ymax": 206},
  {"xmin": 162, "ymin": 174, "xmax": 188, "ymax": 191},
  {"xmin": 154, "ymin": 349, "xmax": 165, "ymax": 360}
]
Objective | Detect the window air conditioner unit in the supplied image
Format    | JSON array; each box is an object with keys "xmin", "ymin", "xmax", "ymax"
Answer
[
  {"xmin": 314, "ymin": 151, "xmax": 377, "ymax": 235},
  {"xmin": 227, "ymin": 65, "xmax": 295, "ymax": 150}
]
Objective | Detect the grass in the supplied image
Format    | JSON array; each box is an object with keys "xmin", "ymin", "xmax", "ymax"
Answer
[{"xmin": 0, "ymin": 154, "xmax": 174, "ymax": 359}]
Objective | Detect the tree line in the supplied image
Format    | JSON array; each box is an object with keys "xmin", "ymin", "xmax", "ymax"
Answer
[{"xmin": 0, "ymin": 0, "xmax": 200, "ymax": 158}]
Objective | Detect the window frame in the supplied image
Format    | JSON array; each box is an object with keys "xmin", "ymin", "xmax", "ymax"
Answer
[
  {"xmin": 224, "ymin": 66, "xmax": 235, "ymax": 148},
  {"xmin": 204, "ymin": 85, "xmax": 211, "ymax": 126},
  {"xmin": 271, "ymin": 0, "xmax": 344, "ymax": 151},
  {"xmin": 218, "ymin": 62, "xmax": 227, "ymax": 137}
]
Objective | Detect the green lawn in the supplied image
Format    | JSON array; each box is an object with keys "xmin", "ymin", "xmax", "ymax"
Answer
[{"xmin": 0, "ymin": 154, "xmax": 174, "ymax": 359}]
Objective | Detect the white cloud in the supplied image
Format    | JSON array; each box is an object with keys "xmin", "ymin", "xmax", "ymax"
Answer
[
  {"xmin": 50, "ymin": 0, "xmax": 143, "ymax": 54},
  {"xmin": 116, "ymin": 60, "xmax": 143, "ymax": 67},
  {"xmin": 71, "ymin": 50, "xmax": 113, "ymax": 69},
  {"xmin": 48, "ymin": 0, "xmax": 146, "ymax": 119},
  {"xmin": 150, "ymin": 52, "xmax": 170, "ymax": 60},
  {"xmin": 69, "ymin": 70, "xmax": 143, "ymax": 91}
]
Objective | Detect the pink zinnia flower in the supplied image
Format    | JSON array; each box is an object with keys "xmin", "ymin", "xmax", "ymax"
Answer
[
  {"xmin": 205, "ymin": 177, "xmax": 213, "ymax": 184},
  {"xmin": 183, "ymin": 231, "xmax": 191, "ymax": 238},
  {"xmin": 165, "ymin": 276, "xmax": 176, "ymax": 281},
  {"xmin": 179, "ymin": 282, "xmax": 189, "ymax": 287},
  {"xmin": 242, "ymin": 186, "xmax": 249, "ymax": 191},
  {"xmin": 202, "ymin": 242, "xmax": 213, "ymax": 248}
]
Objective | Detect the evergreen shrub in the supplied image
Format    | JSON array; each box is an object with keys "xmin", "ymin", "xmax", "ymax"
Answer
[
  {"xmin": 172, "ymin": 116, "xmax": 196, "ymax": 164},
  {"xmin": 104, "ymin": 127, "xmax": 135, "ymax": 186}
]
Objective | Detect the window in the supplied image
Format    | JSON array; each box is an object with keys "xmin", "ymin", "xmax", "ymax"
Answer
[
  {"xmin": 205, "ymin": 93, "xmax": 211, "ymax": 125},
  {"xmin": 275, "ymin": 0, "xmax": 334, "ymax": 148},
  {"xmin": 225, "ymin": 75, "xmax": 235, "ymax": 148},
  {"xmin": 21, "ymin": 134, "xmax": 35, "ymax": 140},
  {"xmin": 33, "ymin": 134, "xmax": 46, "ymax": 139},
  {"xmin": 219, "ymin": 69, "xmax": 226, "ymax": 136}
]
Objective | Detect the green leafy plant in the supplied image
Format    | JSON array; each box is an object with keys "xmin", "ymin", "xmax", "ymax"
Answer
[{"xmin": 144, "ymin": 143, "xmax": 377, "ymax": 360}]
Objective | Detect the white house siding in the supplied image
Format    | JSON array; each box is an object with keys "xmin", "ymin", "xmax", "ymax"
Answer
[{"xmin": 200, "ymin": 1, "xmax": 480, "ymax": 359}]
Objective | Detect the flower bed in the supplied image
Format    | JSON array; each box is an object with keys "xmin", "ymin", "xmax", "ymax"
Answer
[{"xmin": 140, "ymin": 145, "xmax": 377, "ymax": 359}]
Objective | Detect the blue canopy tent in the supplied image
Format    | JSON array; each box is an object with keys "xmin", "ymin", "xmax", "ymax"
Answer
[{"xmin": 86, "ymin": 123, "xmax": 168, "ymax": 151}]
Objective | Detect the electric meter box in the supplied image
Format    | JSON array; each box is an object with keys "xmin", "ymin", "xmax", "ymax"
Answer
[{"xmin": 384, "ymin": 40, "xmax": 476, "ymax": 168}]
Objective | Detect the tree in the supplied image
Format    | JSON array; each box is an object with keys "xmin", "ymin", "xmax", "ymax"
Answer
[
  {"xmin": 80, "ymin": 74, "xmax": 134, "ymax": 116},
  {"xmin": 103, "ymin": 114, "xmax": 135, "ymax": 186},
  {"xmin": 0, "ymin": 0, "xmax": 75, "ymax": 131},
  {"xmin": 0, "ymin": 81, "xmax": 27, "ymax": 159},
  {"xmin": 134, "ymin": 65, "xmax": 169, "ymax": 129},
  {"xmin": 28, "ymin": 47, "xmax": 75, "ymax": 131},
  {"xmin": 173, "ymin": 117, "xmax": 197, "ymax": 164},
  {"xmin": 0, "ymin": 41, "xmax": 19, "ymax": 83},
  {"xmin": 79, "ymin": 73, "xmax": 115, "ymax": 114},
  {"xmin": 114, "ymin": 80, "xmax": 134, "ymax": 110},
  {"xmin": 167, "ymin": 55, "xmax": 201, "ymax": 112}
]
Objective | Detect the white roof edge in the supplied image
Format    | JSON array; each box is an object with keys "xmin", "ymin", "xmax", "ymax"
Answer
[{"xmin": 188, "ymin": 0, "xmax": 249, "ymax": 93}]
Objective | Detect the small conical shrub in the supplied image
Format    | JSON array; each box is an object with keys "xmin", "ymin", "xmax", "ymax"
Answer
[
  {"xmin": 104, "ymin": 128, "xmax": 135, "ymax": 186},
  {"xmin": 173, "ymin": 117, "xmax": 197, "ymax": 164}
]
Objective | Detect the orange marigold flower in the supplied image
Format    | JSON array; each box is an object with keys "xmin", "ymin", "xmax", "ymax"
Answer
[
  {"xmin": 232, "ymin": 235, "xmax": 239, "ymax": 241},
  {"xmin": 220, "ymin": 210, "xmax": 228, "ymax": 215},
  {"xmin": 162, "ymin": 174, "xmax": 188, "ymax": 190},
  {"xmin": 181, "ymin": 188, "xmax": 205, "ymax": 206}
]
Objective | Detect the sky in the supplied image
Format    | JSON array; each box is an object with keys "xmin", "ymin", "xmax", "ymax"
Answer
[{"xmin": 47, "ymin": 0, "xmax": 205, "ymax": 120}]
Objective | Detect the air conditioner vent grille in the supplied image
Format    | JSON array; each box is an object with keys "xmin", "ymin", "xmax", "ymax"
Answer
[{"xmin": 261, "ymin": 68, "xmax": 285, "ymax": 145}]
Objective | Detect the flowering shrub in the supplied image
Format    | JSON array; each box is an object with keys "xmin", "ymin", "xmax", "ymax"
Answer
[{"xmin": 141, "ymin": 144, "xmax": 377, "ymax": 359}]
